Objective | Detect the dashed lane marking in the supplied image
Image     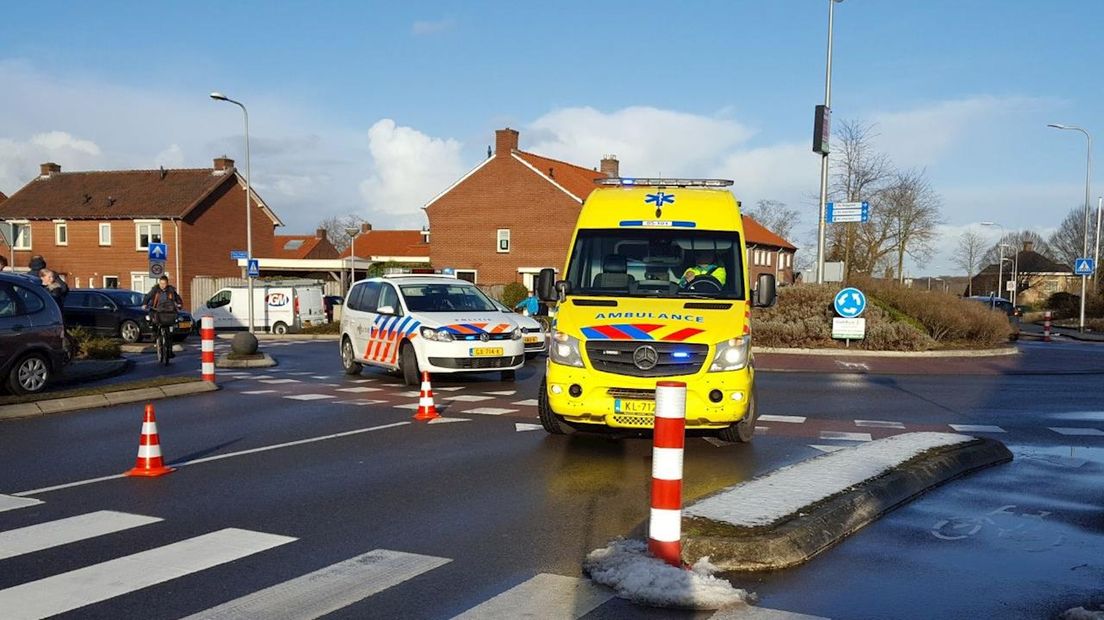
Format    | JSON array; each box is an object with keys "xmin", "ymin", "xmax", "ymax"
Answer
[
  {"xmin": 443, "ymin": 395, "xmax": 494, "ymax": 402},
  {"xmin": 284, "ymin": 394, "xmax": 335, "ymax": 401},
  {"xmin": 1048, "ymin": 427, "xmax": 1104, "ymax": 436},
  {"xmin": 854, "ymin": 419, "xmax": 906, "ymax": 429},
  {"xmin": 515, "ymin": 423, "xmax": 543, "ymax": 432},
  {"xmin": 336, "ymin": 400, "xmax": 388, "ymax": 406},
  {"xmin": 336, "ymin": 387, "xmax": 382, "ymax": 393},
  {"xmin": 949, "ymin": 424, "xmax": 1006, "ymax": 433},
  {"xmin": 451, "ymin": 573, "xmax": 614, "ymax": 620},
  {"xmin": 512, "ymin": 399, "xmax": 539, "ymax": 407},
  {"xmin": 818, "ymin": 431, "xmax": 872, "ymax": 442},
  {"xmin": 241, "ymin": 390, "xmax": 277, "ymax": 395},
  {"xmin": 258, "ymin": 379, "xmax": 300, "ymax": 384},
  {"xmin": 434, "ymin": 386, "xmax": 465, "ymax": 392},
  {"xmin": 428, "ymin": 417, "xmax": 470, "ymax": 424},
  {"xmin": 484, "ymin": 390, "xmax": 517, "ymax": 396},
  {"xmin": 758, "ymin": 415, "xmax": 806, "ymax": 424},
  {"xmin": 461, "ymin": 408, "xmax": 518, "ymax": 416}
]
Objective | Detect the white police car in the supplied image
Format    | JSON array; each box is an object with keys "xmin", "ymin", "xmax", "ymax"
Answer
[
  {"xmin": 340, "ymin": 275, "xmax": 525, "ymax": 385},
  {"xmin": 490, "ymin": 298, "xmax": 547, "ymax": 359}
]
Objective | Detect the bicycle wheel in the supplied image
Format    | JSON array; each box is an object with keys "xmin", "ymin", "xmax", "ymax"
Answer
[{"xmin": 158, "ymin": 328, "xmax": 170, "ymax": 366}]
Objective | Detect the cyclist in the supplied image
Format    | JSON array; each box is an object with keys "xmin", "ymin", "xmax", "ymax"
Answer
[
  {"xmin": 143, "ymin": 276, "xmax": 182, "ymax": 359},
  {"xmin": 678, "ymin": 249, "xmax": 727, "ymax": 289}
]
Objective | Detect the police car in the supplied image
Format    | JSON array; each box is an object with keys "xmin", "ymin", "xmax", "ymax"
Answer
[
  {"xmin": 340, "ymin": 275, "xmax": 525, "ymax": 385},
  {"xmin": 490, "ymin": 298, "xmax": 548, "ymax": 359}
]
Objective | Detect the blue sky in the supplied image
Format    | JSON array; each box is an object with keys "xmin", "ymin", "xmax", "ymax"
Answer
[{"xmin": 2, "ymin": 1, "xmax": 1101, "ymax": 276}]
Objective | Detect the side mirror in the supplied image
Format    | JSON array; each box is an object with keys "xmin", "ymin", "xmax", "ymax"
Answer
[
  {"xmin": 753, "ymin": 273, "xmax": 777, "ymax": 308},
  {"xmin": 554, "ymin": 280, "xmax": 572, "ymax": 301},
  {"xmin": 377, "ymin": 305, "xmax": 396, "ymax": 316},
  {"xmin": 536, "ymin": 268, "xmax": 557, "ymax": 302}
]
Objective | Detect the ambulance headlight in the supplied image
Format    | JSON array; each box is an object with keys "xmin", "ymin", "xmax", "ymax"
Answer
[
  {"xmin": 550, "ymin": 331, "xmax": 584, "ymax": 368},
  {"xmin": 709, "ymin": 336, "xmax": 750, "ymax": 372},
  {"xmin": 420, "ymin": 327, "xmax": 454, "ymax": 342}
]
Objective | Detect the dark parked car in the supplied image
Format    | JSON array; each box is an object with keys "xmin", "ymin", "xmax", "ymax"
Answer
[
  {"xmin": 64, "ymin": 289, "xmax": 193, "ymax": 343},
  {"xmin": 0, "ymin": 273, "xmax": 69, "ymax": 394},
  {"xmin": 965, "ymin": 295, "xmax": 1021, "ymax": 340}
]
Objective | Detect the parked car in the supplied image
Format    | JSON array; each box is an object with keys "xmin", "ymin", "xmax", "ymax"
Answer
[
  {"xmin": 64, "ymin": 289, "xmax": 193, "ymax": 343},
  {"xmin": 0, "ymin": 273, "xmax": 69, "ymax": 394},
  {"xmin": 324, "ymin": 295, "xmax": 344, "ymax": 323},
  {"xmin": 490, "ymin": 298, "xmax": 548, "ymax": 359},
  {"xmin": 965, "ymin": 295, "xmax": 1021, "ymax": 340}
]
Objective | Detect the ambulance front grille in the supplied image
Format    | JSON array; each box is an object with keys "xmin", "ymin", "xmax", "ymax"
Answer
[
  {"xmin": 586, "ymin": 342, "xmax": 708, "ymax": 377},
  {"xmin": 612, "ymin": 414, "xmax": 656, "ymax": 428}
]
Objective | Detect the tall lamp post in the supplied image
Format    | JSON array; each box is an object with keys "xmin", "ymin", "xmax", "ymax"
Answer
[
  {"xmin": 345, "ymin": 226, "xmax": 359, "ymax": 292},
  {"xmin": 210, "ymin": 91, "xmax": 256, "ymax": 334},
  {"xmin": 980, "ymin": 221, "xmax": 1006, "ymax": 299},
  {"xmin": 1047, "ymin": 123, "xmax": 1092, "ymax": 332},
  {"xmin": 815, "ymin": 0, "xmax": 844, "ymax": 284}
]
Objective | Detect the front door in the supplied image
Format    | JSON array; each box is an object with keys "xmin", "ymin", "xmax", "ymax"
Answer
[{"xmin": 86, "ymin": 292, "xmax": 118, "ymax": 335}]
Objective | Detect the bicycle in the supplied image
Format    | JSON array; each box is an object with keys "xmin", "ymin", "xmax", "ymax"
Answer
[{"xmin": 147, "ymin": 313, "xmax": 176, "ymax": 367}]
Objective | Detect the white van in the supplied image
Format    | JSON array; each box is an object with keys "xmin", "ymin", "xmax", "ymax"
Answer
[{"xmin": 197, "ymin": 284, "xmax": 325, "ymax": 334}]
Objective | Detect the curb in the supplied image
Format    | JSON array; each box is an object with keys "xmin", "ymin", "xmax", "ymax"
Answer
[
  {"xmin": 752, "ymin": 346, "xmax": 1018, "ymax": 358},
  {"xmin": 216, "ymin": 333, "xmax": 338, "ymax": 341},
  {"xmin": 121, "ymin": 343, "xmax": 186, "ymax": 354},
  {"xmin": 680, "ymin": 437, "xmax": 1012, "ymax": 572},
  {"xmin": 0, "ymin": 381, "xmax": 220, "ymax": 421},
  {"xmin": 55, "ymin": 359, "xmax": 133, "ymax": 387},
  {"xmin": 216, "ymin": 353, "xmax": 278, "ymax": 368}
]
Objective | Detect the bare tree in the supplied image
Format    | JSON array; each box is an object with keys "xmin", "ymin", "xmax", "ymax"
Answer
[
  {"xmin": 882, "ymin": 169, "xmax": 942, "ymax": 283},
  {"xmin": 318, "ymin": 214, "xmax": 369, "ymax": 252},
  {"xmin": 828, "ymin": 119, "xmax": 894, "ymax": 278},
  {"xmin": 952, "ymin": 230, "xmax": 987, "ymax": 296},
  {"xmin": 1048, "ymin": 205, "xmax": 1099, "ymax": 267},
  {"xmin": 747, "ymin": 199, "xmax": 800, "ymax": 242},
  {"xmin": 981, "ymin": 230, "xmax": 1055, "ymax": 267}
]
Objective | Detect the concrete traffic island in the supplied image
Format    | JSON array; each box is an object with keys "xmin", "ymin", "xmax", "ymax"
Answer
[
  {"xmin": 216, "ymin": 332, "xmax": 276, "ymax": 368},
  {"xmin": 680, "ymin": 432, "xmax": 1013, "ymax": 572}
]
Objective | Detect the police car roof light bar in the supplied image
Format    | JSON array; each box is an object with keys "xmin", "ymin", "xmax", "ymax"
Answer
[{"xmin": 595, "ymin": 177, "xmax": 734, "ymax": 188}]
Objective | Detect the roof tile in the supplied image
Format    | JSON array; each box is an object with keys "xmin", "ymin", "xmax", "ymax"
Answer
[
  {"xmin": 742, "ymin": 215, "xmax": 796, "ymax": 250},
  {"xmin": 514, "ymin": 151, "xmax": 607, "ymax": 201},
  {"xmin": 340, "ymin": 230, "xmax": 428, "ymax": 259}
]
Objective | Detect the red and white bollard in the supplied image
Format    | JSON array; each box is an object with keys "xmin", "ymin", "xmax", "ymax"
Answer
[
  {"xmin": 649, "ymin": 381, "xmax": 687, "ymax": 567},
  {"xmin": 200, "ymin": 316, "xmax": 216, "ymax": 382},
  {"xmin": 1043, "ymin": 311, "xmax": 1052, "ymax": 343}
]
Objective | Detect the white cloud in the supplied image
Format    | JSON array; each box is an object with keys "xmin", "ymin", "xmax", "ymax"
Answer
[
  {"xmin": 357, "ymin": 119, "xmax": 465, "ymax": 226},
  {"xmin": 0, "ymin": 131, "xmax": 104, "ymax": 192},
  {"xmin": 154, "ymin": 144, "xmax": 185, "ymax": 168},
  {"xmin": 412, "ymin": 19, "xmax": 455, "ymax": 35}
]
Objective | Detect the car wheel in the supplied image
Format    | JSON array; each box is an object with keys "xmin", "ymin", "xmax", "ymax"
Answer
[
  {"xmin": 537, "ymin": 377, "xmax": 568, "ymax": 434},
  {"xmin": 400, "ymin": 342, "xmax": 420, "ymax": 386},
  {"xmin": 273, "ymin": 321, "xmax": 289, "ymax": 336},
  {"xmin": 120, "ymin": 320, "xmax": 142, "ymax": 344},
  {"xmin": 9, "ymin": 353, "xmax": 50, "ymax": 395},
  {"xmin": 341, "ymin": 337, "xmax": 362, "ymax": 376},
  {"xmin": 717, "ymin": 387, "xmax": 757, "ymax": 443}
]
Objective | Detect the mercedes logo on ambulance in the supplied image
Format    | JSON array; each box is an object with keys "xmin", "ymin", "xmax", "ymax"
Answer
[{"xmin": 632, "ymin": 345, "xmax": 659, "ymax": 370}]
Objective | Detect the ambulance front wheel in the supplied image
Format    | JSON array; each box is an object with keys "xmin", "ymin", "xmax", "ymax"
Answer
[
  {"xmin": 717, "ymin": 387, "xmax": 757, "ymax": 443},
  {"xmin": 538, "ymin": 377, "xmax": 568, "ymax": 435}
]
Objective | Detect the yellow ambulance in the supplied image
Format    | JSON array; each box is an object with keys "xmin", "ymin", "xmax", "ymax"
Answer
[{"xmin": 536, "ymin": 178, "xmax": 776, "ymax": 441}]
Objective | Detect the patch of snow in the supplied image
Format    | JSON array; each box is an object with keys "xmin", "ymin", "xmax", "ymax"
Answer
[
  {"xmin": 1062, "ymin": 605, "xmax": 1104, "ymax": 620},
  {"xmin": 685, "ymin": 432, "xmax": 975, "ymax": 528},
  {"xmin": 584, "ymin": 539, "xmax": 754, "ymax": 610}
]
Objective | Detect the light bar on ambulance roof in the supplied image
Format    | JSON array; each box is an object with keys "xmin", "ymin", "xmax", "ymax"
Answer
[{"xmin": 595, "ymin": 177, "xmax": 734, "ymax": 188}]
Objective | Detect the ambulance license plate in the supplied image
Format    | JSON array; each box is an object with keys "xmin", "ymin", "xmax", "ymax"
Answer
[
  {"xmin": 470, "ymin": 347, "xmax": 503, "ymax": 357},
  {"xmin": 614, "ymin": 399, "xmax": 656, "ymax": 414}
]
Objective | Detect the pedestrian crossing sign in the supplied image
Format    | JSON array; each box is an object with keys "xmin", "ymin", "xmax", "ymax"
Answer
[{"xmin": 1074, "ymin": 258, "xmax": 1095, "ymax": 276}]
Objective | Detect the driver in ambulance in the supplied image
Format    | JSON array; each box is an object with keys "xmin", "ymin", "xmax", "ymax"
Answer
[{"xmin": 678, "ymin": 249, "xmax": 727, "ymax": 289}]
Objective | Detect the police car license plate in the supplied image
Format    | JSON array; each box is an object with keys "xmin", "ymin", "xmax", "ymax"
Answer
[
  {"xmin": 524, "ymin": 336, "xmax": 541, "ymax": 344},
  {"xmin": 614, "ymin": 399, "xmax": 656, "ymax": 414},
  {"xmin": 470, "ymin": 347, "xmax": 503, "ymax": 357}
]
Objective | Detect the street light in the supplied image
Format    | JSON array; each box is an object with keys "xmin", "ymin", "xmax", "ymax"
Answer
[
  {"xmin": 980, "ymin": 222, "xmax": 1006, "ymax": 299},
  {"xmin": 344, "ymin": 226, "xmax": 359, "ymax": 292},
  {"xmin": 815, "ymin": 0, "xmax": 844, "ymax": 284},
  {"xmin": 210, "ymin": 91, "xmax": 256, "ymax": 334},
  {"xmin": 1047, "ymin": 123, "xmax": 1092, "ymax": 332}
]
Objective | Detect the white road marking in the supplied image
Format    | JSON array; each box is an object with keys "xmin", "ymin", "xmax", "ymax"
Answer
[
  {"xmin": 755, "ymin": 426, "xmax": 770, "ymax": 434},
  {"xmin": 400, "ymin": 391, "xmax": 422, "ymax": 398},
  {"xmin": 336, "ymin": 387, "xmax": 382, "ymax": 393},
  {"xmin": 0, "ymin": 495, "xmax": 42, "ymax": 513},
  {"xmin": 444, "ymin": 395, "xmax": 494, "ymax": 402},
  {"xmin": 350, "ymin": 378, "xmax": 376, "ymax": 383},
  {"xmin": 515, "ymin": 423, "xmax": 543, "ymax": 432},
  {"xmin": 854, "ymin": 419, "xmax": 906, "ymax": 429},
  {"xmin": 393, "ymin": 404, "xmax": 422, "ymax": 410},
  {"xmin": 434, "ymin": 386, "xmax": 465, "ymax": 392},
  {"xmin": 1049, "ymin": 427, "xmax": 1104, "ymax": 436},
  {"xmin": 758, "ymin": 415, "xmax": 806, "ymax": 424},
  {"xmin": 250, "ymin": 375, "xmax": 276, "ymax": 380},
  {"xmin": 259, "ymin": 379, "xmax": 300, "ymax": 384},
  {"xmin": 709, "ymin": 603, "xmax": 831, "ymax": 619},
  {"xmin": 949, "ymin": 424, "xmax": 1006, "ymax": 433},
  {"xmin": 512, "ymin": 399, "xmax": 539, "ymax": 407},
  {"xmin": 451, "ymin": 573, "xmax": 613, "ymax": 619},
  {"xmin": 284, "ymin": 394, "xmax": 335, "ymax": 401},
  {"xmin": 288, "ymin": 372, "xmax": 314, "ymax": 376},
  {"xmin": 180, "ymin": 549, "xmax": 450, "ymax": 620},
  {"xmin": 0, "ymin": 511, "xmax": 162, "ymax": 561},
  {"xmin": 428, "ymin": 417, "xmax": 471, "ymax": 424},
  {"xmin": 242, "ymin": 390, "xmax": 277, "ymax": 395},
  {"xmin": 484, "ymin": 390, "xmax": 516, "ymax": 396},
  {"xmin": 336, "ymin": 400, "xmax": 388, "ymax": 406},
  {"xmin": 0, "ymin": 528, "xmax": 295, "ymax": 620},
  {"xmin": 809, "ymin": 445, "xmax": 848, "ymax": 454},
  {"xmin": 311, "ymin": 375, "xmax": 329, "ymax": 379},
  {"xmin": 462, "ymin": 407, "xmax": 517, "ymax": 416},
  {"xmin": 818, "ymin": 431, "xmax": 872, "ymax": 442}
]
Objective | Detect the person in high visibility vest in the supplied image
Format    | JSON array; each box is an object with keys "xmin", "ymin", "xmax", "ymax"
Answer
[{"xmin": 679, "ymin": 250, "xmax": 727, "ymax": 288}]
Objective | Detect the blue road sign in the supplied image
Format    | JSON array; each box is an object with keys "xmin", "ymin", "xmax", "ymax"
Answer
[
  {"xmin": 826, "ymin": 201, "xmax": 870, "ymax": 224},
  {"xmin": 834, "ymin": 287, "xmax": 867, "ymax": 318},
  {"xmin": 1074, "ymin": 258, "xmax": 1095, "ymax": 276},
  {"xmin": 147, "ymin": 242, "xmax": 168, "ymax": 261},
  {"xmin": 230, "ymin": 250, "xmax": 248, "ymax": 260},
  {"xmin": 247, "ymin": 258, "xmax": 260, "ymax": 278}
]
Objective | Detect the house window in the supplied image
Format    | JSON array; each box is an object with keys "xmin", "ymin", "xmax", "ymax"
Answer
[
  {"xmin": 12, "ymin": 223, "xmax": 31, "ymax": 250},
  {"xmin": 455, "ymin": 269, "xmax": 477, "ymax": 284},
  {"xmin": 497, "ymin": 229, "xmax": 510, "ymax": 253},
  {"xmin": 99, "ymin": 223, "xmax": 112, "ymax": 246},
  {"xmin": 135, "ymin": 221, "xmax": 162, "ymax": 250},
  {"xmin": 766, "ymin": 252, "xmax": 772, "ymax": 266},
  {"xmin": 104, "ymin": 275, "xmax": 119, "ymax": 288},
  {"xmin": 131, "ymin": 273, "xmax": 152, "ymax": 294},
  {"xmin": 55, "ymin": 221, "xmax": 68, "ymax": 246}
]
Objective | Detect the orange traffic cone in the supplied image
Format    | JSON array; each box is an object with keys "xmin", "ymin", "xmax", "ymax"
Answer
[
  {"xmin": 413, "ymin": 371, "xmax": 440, "ymax": 421},
  {"xmin": 125, "ymin": 403, "xmax": 175, "ymax": 477}
]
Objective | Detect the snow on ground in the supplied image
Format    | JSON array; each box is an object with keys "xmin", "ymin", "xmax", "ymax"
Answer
[
  {"xmin": 1062, "ymin": 605, "xmax": 1104, "ymax": 620},
  {"xmin": 584, "ymin": 539, "xmax": 754, "ymax": 610},
  {"xmin": 685, "ymin": 432, "xmax": 976, "ymax": 527}
]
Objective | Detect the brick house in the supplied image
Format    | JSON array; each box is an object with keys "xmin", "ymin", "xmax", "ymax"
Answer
[
  {"xmin": 969, "ymin": 241, "xmax": 1076, "ymax": 305},
  {"xmin": 274, "ymin": 229, "xmax": 339, "ymax": 260},
  {"xmin": 338, "ymin": 223, "xmax": 430, "ymax": 263},
  {"xmin": 424, "ymin": 128, "xmax": 798, "ymax": 289},
  {"xmin": 0, "ymin": 158, "xmax": 281, "ymax": 308}
]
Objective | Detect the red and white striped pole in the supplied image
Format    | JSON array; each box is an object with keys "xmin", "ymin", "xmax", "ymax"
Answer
[
  {"xmin": 649, "ymin": 380, "xmax": 686, "ymax": 568},
  {"xmin": 1043, "ymin": 311, "xmax": 1052, "ymax": 343},
  {"xmin": 200, "ymin": 316, "xmax": 216, "ymax": 382}
]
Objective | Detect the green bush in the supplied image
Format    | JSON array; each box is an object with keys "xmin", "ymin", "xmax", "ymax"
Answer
[
  {"xmin": 869, "ymin": 285, "xmax": 1009, "ymax": 347},
  {"xmin": 500, "ymin": 282, "xmax": 530, "ymax": 310},
  {"xmin": 1046, "ymin": 292, "xmax": 1080, "ymax": 318},
  {"xmin": 82, "ymin": 338, "xmax": 122, "ymax": 360},
  {"xmin": 302, "ymin": 322, "xmax": 339, "ymax": 334}
]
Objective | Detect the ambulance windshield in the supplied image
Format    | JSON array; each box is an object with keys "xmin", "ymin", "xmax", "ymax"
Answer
[{"xmin": 565, "ymin": 229, "xmax": 744, "ymax": 299}]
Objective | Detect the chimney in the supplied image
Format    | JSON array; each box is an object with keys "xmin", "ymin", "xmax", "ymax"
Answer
[
  {"xmin": 600, "ymin": 154, "xmax": 619, "ymax": 178},
  {"xmin": 1023, "ymin": 241, "xmax": 1034, "ymax": 253},
  {"xmin": 361, "ymin": 222, "xmax": 373, "ymax": 233},
  {"xmin": 494, "ymin": 128, "xmax": 519, "ymax": 157},
  {"xmin": 40, "ymin": 162, "xmax": 61, "ymax": 177},
  {"xmin": 213, "ymin": 156, "xmax": 235, "ymax": 171},
  {"xmin": 315, "ymin": 228, "xmax": 327, "ymax": 238}
]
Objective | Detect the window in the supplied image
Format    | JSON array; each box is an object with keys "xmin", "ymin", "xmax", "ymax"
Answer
[
  {"xmin": 497, "ymin": 229, "xmax": 511, "ymax": 253},
  {"xmin": 12, "ymin": 223, "xmax": 31, "ymax": 250},
  {"xmin": 400, "ymin": 283, "xmax": 497, "ymax": 313},
  {"xmin": 766, "ymin": 252, "xmax": 772, "ymax": 266},
  {"xmin": 104, "ymin": 275, "xmax": 119, "ymax": 288},
  {"xmin": 99, "ymin": 223, "xmax": 112, "ymax": 246},
  {"xmin": 377, "ymin": 285, "xmax": 402, "ymax": 315},
  {"xmin": 55, "ymin": 221, "xmax": 68, "ymax": 246},
  {"xmin": 11, "ymin": 283, "xmax": 46, "ymax": 314},
  {"xmin": 131, "ymin": 273, "xmax": 153, "ymax": 294},
  {"xmin": 0, "ymin": 286, "xmax": 17, "ymax": 317},
  {"xmin": 135, "ymin": 221, "xmax": 163, "ymax": 250},
  {"xmin": 349, "ymin": 282, "xmax": 380, "ymax": 312},
  {"xmin": 455, "ymin": 269, "xmax": 477, "ymax": 284},
  {"xmin": 207, "ymin": 290, "xmax": 231, "ymax": 308}
]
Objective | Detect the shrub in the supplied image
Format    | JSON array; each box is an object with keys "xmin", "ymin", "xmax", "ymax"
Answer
[
  {"xmin": 861, "ymin": 322, "xmax": 934, "ymax": 351},
  {"xmin": 1046, "ymin": 292, "xmax": 1080, "ymax": 318},
  {"xmin": 500, "ymin": 282, "xmax": 530, "ymax": 309},
  {"xmin": 82, "ymin": 338, "xmax": 121, "ymax": 360},
  {"xmin": 870, "ymin": 286, "xmax": 1009, "ymax": 347},
  {"xmin": 302, "ymin": 322, "xmax": 339, "ymax": 334}
]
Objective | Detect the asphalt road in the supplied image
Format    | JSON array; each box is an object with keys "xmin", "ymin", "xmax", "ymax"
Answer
[{"xmin": 1, "ymin": 339, "xmax": 1102, "ymax": 619}]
